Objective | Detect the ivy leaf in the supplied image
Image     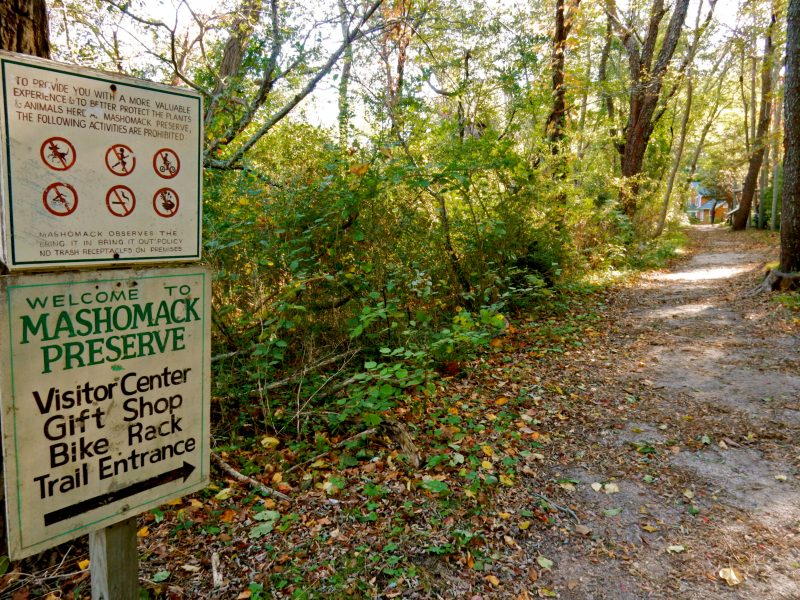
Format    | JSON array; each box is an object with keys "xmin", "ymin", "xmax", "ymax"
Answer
[
  {"xmin": 152, "ymin": 570, "xmax": 170, "ymax": 583},
  {"xmin": 420, "ymin": 479, "xmax": 450, "ymax": 494}
]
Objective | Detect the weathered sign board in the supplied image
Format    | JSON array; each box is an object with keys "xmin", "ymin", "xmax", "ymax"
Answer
[
  {"xmin": 0, "ymin": 51, "xmax": 202, "ymax": 271},
  {"xmin": 0, "ymin": 266, "xmax": 210, "ymax": 559}
]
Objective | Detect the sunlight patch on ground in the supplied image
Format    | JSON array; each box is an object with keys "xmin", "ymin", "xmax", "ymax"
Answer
[
  {"xmin": 652, "ymin": 265, "xmax": 755, "ymax": 282},
  {"xmin": 639, "ymin": 303, "xmax": 715, "ymax": 319}
]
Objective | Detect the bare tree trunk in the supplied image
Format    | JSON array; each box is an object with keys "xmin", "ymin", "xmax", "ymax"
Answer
[
  {"xmin": 0, "ymin": 0, "xmax": 51, "ymax": 557},
  {"xmin": 655, "ymin": 75, "xmax": 692, "ymax": 237},
  {"xmin": 337, "ymin": 0, "xmax": 354, "ymax": 150},
  {"xmin": 759, "ymin": 125, "xmax": 771, "ymax": 228},
  {"xmin": 545, "ymin": 0, "xmax": 580, "ymax": 149},
  {"xmin": 733, "ymin": 8, "xmax": 777, "ymax": 231},
  {"xmin": 0, "ymin": 0, "xmax": 50, "ymax": 57},
  {"xmin": 772, "ymin": 83, "xmax": 783, "ymax": 231},
  {"xmin": 610, "ymin": 0, "xmax": 691, "ymax": 217},
  {"xmin": 781, "ymin": 0, "xmax": 800, "ymax": 271}
]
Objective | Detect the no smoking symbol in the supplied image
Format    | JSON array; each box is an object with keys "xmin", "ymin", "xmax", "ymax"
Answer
[
  {"xmin": 40, "ymin": 137, "xmax": 76, "ymax": 171},
  {"xmin": 105, "ymin": 144, "xmax": 136, "ymax": 176},
  {"xmin": 153, "ymin": 188, "xmax": 179, "ymax": 217},
  {"xmin": 43, "ymin": 183, "xmax": 78, "ymax": 216},
  {"xmin": 106, "ymin": 185, "xmax": 136, "ymax": 217},
  {"xmin": 153, "ymin": 148, "xmax": 180, "ymax": 179}
]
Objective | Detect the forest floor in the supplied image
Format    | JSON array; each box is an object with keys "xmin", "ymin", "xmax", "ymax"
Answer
[{"xmin": 9, "ymin": 224, "xmax": 800, "ymax": 600}]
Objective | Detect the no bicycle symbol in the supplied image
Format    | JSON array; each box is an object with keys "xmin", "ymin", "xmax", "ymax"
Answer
[
  {"xmin": 153, "ymin": 188, "xmax": 179, "ymax": 217},
  {"xmin": 40, "ymin": 137, "xmax": 76, "ymax": 171},
  {"xmin": 153, "ymin": 148, "xmax": 180, "ymax": 179},
  {"xmin": 42, "ymin": 182, "xmax": 78, "ymax": 216},
  {"xmin": 106, "ymin": 185, "xmax": 136, "ymax": 217},
  {"xmin": 105, "ymin": 144, "xmax": 136, "ymax": 176}
]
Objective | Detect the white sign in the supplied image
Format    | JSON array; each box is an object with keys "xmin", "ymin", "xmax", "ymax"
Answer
[
  {"xmin": 0, "ymin": 267, "xmax": 210, "ymax": 559},
  {"xmin": 0, "ymin": 51, "xmax": 203, "ymax": 271}
]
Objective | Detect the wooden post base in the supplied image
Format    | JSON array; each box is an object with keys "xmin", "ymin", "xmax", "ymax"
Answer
[{"xmin": 89, "ymin": 517, "xmax": 139, "ymax": 600}]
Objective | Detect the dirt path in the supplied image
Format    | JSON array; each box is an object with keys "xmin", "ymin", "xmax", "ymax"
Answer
[{"xmin": 533, "ymin": 226, "xmax": 800, "ymax": 599}]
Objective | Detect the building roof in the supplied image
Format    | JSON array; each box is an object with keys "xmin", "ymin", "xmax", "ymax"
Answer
[{"xmin": 699, "ymin": 199, "xmax": 724, "ymax": 210}]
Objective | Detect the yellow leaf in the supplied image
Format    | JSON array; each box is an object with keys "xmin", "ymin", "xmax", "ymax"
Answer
[
  {"xmin": 519, "ymin": 520, "xmax": 531, "ymax": 530},
  {"xmin": 137, "ymin": 526, "xmax": 150, "ymax": 538},
  {"xmin": 485, "ymin": 574, "xmax": 500, "ymax": 586},
  {"xmin": 167, "ymin": 498, "xmax": 183, "ymax": 506},
  {"xmin": 260, "ymin": 436, "xmax": 280, "ymax": 448},
  {"xmin": 498, "ymin": 512, "xmax": 512, "ymax": 519},
  {"xmin": 719, "ymin": 567, "xmax": 744, "ymax": 586},
  {"xmin": 495, "ymin": 397, "xmax": 509, "ymax": 406},
  {"xmin": 215, "ymin": 488, "xmax": 234, "ymax": 501},
  {"xmin": 464, "ymin": 489, "xmax": 476, "ymax": 498},
  {"xmin": 499, "ymin": 474, "xmax": 514, "ymax": 486},
  {"xmin": 641, "ymin": 524, "xmax": 658, "ymax": 532},
  {"xmin": 349, "ymin": 163, "xmax": 369, "ymax": 176},
  {"xmin": 190, "ymin": 498, "xmax": 203, "ymax": 508},
  {"xmin": 683, "ymin": 489, "xmax": 695, "ymax": 499},
  {"xmin": 310, "ymin": 459, "xmax": 328, "ymax": 468},
  {"xmin": 272, "ymin": 472, "xmax": 283, "ymax": 483},
  {"xmin": 482, "ymin": 460, "xmax": 494, "ymax": 470},
  {"xmin": 78, "ymin": 559, "xmax": 90, "ymax": 570},
  {"xmin": 538, "ymin": 587, "xmax": 558, "ymax": 597},
  {"xmin": 486, "ymin": 413, "xmax": 498, "ymax": 421},
  {"xmin": 482, "ymin": 446, "xmax": 494, "ymax": 457}
]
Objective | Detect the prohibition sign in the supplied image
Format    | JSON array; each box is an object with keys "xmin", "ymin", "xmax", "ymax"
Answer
[
  {"xmin": 106, "ymin": 185, "xmax": 136, "ymax": 217},
  {"xmin": 105, "ymin": 144, "xmax": 136, "ymax": 175},
  {"xmin": 42, "ymin": 182, "xmax": 78, "ymax": 216},
  {"xmin": 153, "ymin": 187, "xmax": 179, "ymax": 217},
  {"xmin": 40, "ymin": 137, "xmax": 76, "ymax": 171},
  {"xmin": 153, "ymin": 148, "xmax": 180, "ymax": 179}
]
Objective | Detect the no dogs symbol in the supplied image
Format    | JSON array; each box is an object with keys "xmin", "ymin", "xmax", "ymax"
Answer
[{"xmin": 40, "ymin": 138, "xmax": 76, "ymax": 171}]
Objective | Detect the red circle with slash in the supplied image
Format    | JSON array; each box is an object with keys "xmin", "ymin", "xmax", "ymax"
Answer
[
  {"xmin": 106, "ymin": 185, "xmax": 136, "ymax": 217},
  {"xmin": 105, "ymin": 144, "xmax": 136, "ymax": 176},
  {"xmin": 153, "ymin": 188, "xmax": 179, "ymax": 217},
  {"xmin": 42, "ymin": 182, "xmax": 78, "ymax": 216},
  {"xmin": 40, "ymin": 137, "xmax": 76, "ymax": 171},
  {"xmin": 153, "ymin": 148, "xmax": 180, "ymax": 179}
]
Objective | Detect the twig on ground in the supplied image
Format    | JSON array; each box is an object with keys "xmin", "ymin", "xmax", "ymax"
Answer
[
  {"xmin": 211, "ymin": 451, "xmax": 292, "ymax": 502},
  {"xmin": 285, "ymin": 428, "xmax": 377, "ymax": 474},
  {"xmin": 533, "ymin": 492, "xmax": 580, "ymax": 523}
]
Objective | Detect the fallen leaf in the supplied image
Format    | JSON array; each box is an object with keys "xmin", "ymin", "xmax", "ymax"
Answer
[
  {"xmin": 574, "ymin": 524, "xmax": 592, "ymax": 536},
  {"xmin": 181, "ymin": 564, "xmax": 202, "ymax": 572},
  {"xmin": 485, "ymin": 574, "xmax": 500, "ymax": 586},
  {"xmin": 78, "ymin": 559, "xmax": 90, "ymax": 570},
  {"xmin": 537, "ymin": 555, "xmax": 554, "ymax": 570},
  {"xmin": 136, "ymin": 526, "xmax": 149, "ymax": 538},
  {"xmin": 718, "ymin": 567, "xmax": 744, "ymax": 586},
  {"xmin": 683, "ymin": 489, "xmax": 695, "ymax": 500},
  {"xmin": 591, "ymin": 482, "xmax": 602, "ymax": 492},
  {"xmin": 220, "ymin": 509, "xmax": 237, "ymax": 523},
  {"xmin": 641, "ymin": 524, "xmax": 658, "ymax": 532},
  {"xmin": 604, "ymin": 507, "xmax": 622, "ymax": 517},
  {"xmin": 538, "ymin": 588, "xmax": 558, "ymax": 598},
  {"xmin": 482, "ymin": 446, "xmax": 495, "ymax": 457},
  {"xmin": 519, "ymin": 520, "xmax": 531, "ymax": 530},
  {"xmin": 666, "ymin": 545, "xmax": 685, "ymax": 554},
  {"xmin": 775, "ymin": 474, "xmax": 788, "ymax": 482},
  {"xmin": 603, "ymin": 483, "xmax": 619, "ymax": 494},
  {"xmin": 260, "ymin": 436, "xmax": 280, "ymax": 448},
  {"xmin": 215, "ymin": 488, "xmax": 234, "ymax": 501},
  {"xmin": 237, "ymin": 591, "xmax": 252, "ymax": 599}
]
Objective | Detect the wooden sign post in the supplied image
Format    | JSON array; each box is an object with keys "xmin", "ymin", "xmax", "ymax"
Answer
[{"xmin": 0, "ymin": 50, "xmax": 209, "ymax": 597}]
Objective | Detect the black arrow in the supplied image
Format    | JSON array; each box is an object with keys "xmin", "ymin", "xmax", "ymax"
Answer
[{"xmin": 44, "ymin": 461, "xmax": 196, "ymax": 526}]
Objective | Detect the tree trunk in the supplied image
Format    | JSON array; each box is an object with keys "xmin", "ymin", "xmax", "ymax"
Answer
[
  {"xmin": 0, "ymin": 0, "xmax": 51, "ymax": 558},
  {"xmin": 655, "ymin": 75, "xmax": 692, "ymax": 237},
  {"xmin": 337, "ymin": 0, "xmax": 354, "ymax": 150},
  {"xmin": 0, "ymin": 0, "xmax": 50, "ymax": 57},
  {"xmin": 614, "ymin": 0, "xmax": 691, "ymax": 217},
  {"xmin": 780, "ymin": 0, "xmax": 800, "ymax": 271},
  {"xmin": 771, "ymin": 83, "xmax": 783, "ymax": 231},
  {"xmin": 733, "ymin": 9, "xmax": 776, "ymax": 231},
  {"xmin": 545, "ymin": 0, "xmax": 580, "ymax": 149}
]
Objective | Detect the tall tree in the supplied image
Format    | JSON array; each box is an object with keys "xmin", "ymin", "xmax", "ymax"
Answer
[
  {"xmin": 1, "ymin": 0, "xmax": 50, "ymax": 56},
  {"xmin": 780, "ymin": 0, "xmax": 800, "ymax": 270},
  {"xmin": 544, "ymin": 0, "xmax": 581, "ymax": 149},
  {"xmin": 732, "ymin": 7, "xmax": 776, "ymax": 230},
  {"xmin": 0, "ymin": 0, "xmax": 51, "ymax": 557},
  {"xmin": 607, "ymin": 0, "xmax": 691, "ymax": 218}
]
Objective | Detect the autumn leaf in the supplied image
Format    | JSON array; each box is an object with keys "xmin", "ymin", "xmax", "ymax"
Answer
[
  {"xmin": 136, "ymin": 526, "xmax": 149, "ymax": 538},
  {"xmin": 718, "ymin": 567, "xmax": 744, "ymax": 586},
  {"xmin": 537, "ymin": 555, "xmax": 554, "ymax": 570},
  {"xmin": 349, "ymin": 163, "xmax": 369, "ymax": 176}
]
